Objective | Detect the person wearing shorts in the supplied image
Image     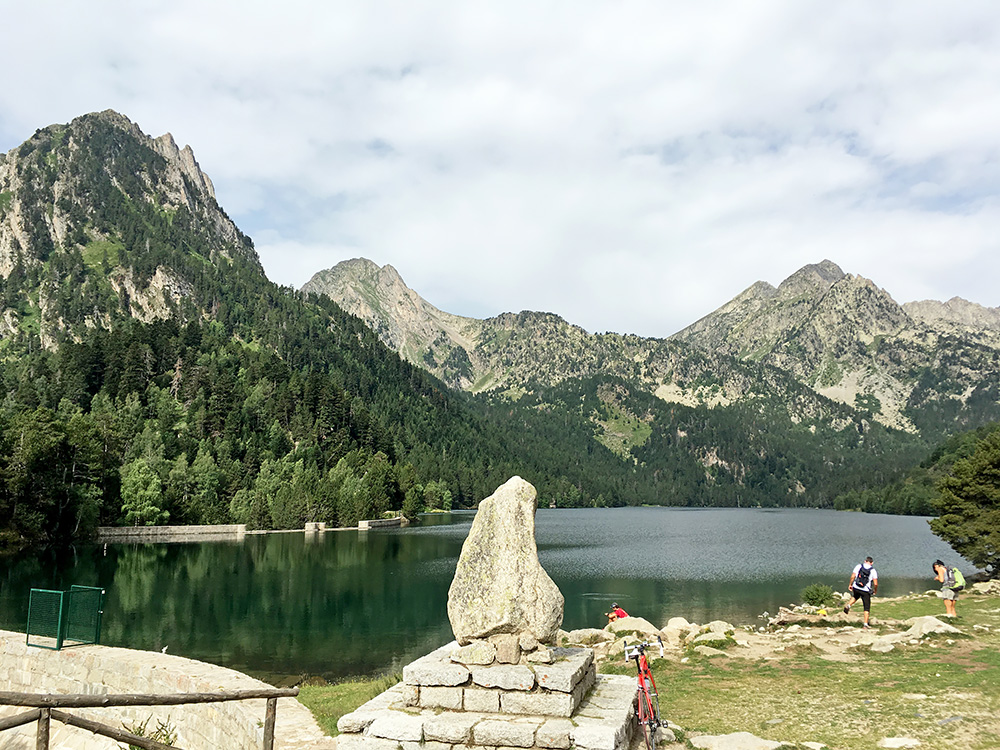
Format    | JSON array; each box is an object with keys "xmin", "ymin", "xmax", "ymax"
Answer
[
  {"xmin": 843, "ymin": 556, "xmax": 878, "ymax": 628},
  {"xmin": 606, "ymin": 603, "xmax": 629, "ymax": 623},
  {"xmin": 933, "ymin": 560, "xmax": 959, "ymax": 617}
]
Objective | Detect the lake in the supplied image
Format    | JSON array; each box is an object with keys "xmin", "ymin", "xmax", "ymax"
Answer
[{"xmin": 0, "ymin": 508, "xmax": 964, "ymax": 684}]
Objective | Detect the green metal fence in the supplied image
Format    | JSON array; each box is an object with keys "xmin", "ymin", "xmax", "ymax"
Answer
[{"xmin": 26, "ymin": 586, "xmax": 104, "ymax": 650}]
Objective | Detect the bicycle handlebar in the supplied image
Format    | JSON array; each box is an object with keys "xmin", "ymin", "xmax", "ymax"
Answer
[{"xmin": 623, "ymin": 635, "xmax": 664, "ymax": 659}]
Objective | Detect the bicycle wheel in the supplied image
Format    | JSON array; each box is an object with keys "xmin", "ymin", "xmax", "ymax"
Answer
[
  {"xmin": 638, "ymin": 690, "xmax": 656, "ymax": 750},
  {"xmin": 641, "ymin": 719, "xmax": 654, "ymax": 750}
]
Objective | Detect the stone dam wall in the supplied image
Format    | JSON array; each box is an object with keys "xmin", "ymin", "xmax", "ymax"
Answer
[{"xmin": 0, "ymin": 630, "xmax": 335, "ymax": 750}]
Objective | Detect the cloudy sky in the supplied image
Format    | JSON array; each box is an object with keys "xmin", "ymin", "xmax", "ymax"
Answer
[{"xmin": 2, "ymin": 2, "xmax": 999, "ymax": 336}]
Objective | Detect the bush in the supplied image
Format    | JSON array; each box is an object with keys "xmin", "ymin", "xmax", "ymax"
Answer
[{"xmin": 801, "ymin": 583, "xmax": 837, "ymax": 608}]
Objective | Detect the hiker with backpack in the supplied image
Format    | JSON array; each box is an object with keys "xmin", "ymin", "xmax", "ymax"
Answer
[
  {"xmin": 843, "ymin": 556, "xmax": 878, "ymax": 628},
  {"xmin": 933, "ymin": 560, "xmax": 965, "ymax": 617}
]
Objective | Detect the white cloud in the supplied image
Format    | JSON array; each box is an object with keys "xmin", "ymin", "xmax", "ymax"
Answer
[{"xmin": 2, "ymin": 0, "xmax": 999, "ymax": 336}]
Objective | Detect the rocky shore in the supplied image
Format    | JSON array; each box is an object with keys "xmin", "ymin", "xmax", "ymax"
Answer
[{"xmin": 552, "ymin": 579, "xmax": 1000, "ymax": 750}]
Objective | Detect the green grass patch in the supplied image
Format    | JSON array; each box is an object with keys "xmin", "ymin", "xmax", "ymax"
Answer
[
  {"xmin": 601, "ymin": 595, "xmax": 1000, "ymax": 750},
  {"xmin": 82, "ymin": 239, "xmax": 124, "ymax": 270},
  {"xmin": 297, "ymin": 673, "xmax": 401, "ymax": 736},
  {"xmin": 0, "ymin": 191, "xmax": 12, "ymax": 213}
]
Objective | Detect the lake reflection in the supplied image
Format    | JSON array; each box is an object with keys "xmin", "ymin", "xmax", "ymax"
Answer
[{"xmin": 0, "ymin": 508, "xmax": 962, "ymax": 682}]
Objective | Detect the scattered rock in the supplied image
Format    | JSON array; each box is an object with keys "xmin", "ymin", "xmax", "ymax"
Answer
[
  {"xmin": 902, "ymin": 616, "xmax": 962, "ymax": 638},
  {"xmin": 690, "ymin": 731, "xmax": 786, "ymax": 749},
  {"xmin": 447, "ymin": 476, "xmax": 564, "ymax": 645},
  {"xmin": 971, "ymin": 580, "xmax": 1000, "ymax": 596},
  {"xmin": 565, "ymin": 628, "xmax": 613, "ymax": 645},
  {"xmin": 878, "ymin": 739, "xmax": 921, "ymax": 748},
  {"xmin": 693, "ymin": 645, "xmax": 729, "ymax": 658}
]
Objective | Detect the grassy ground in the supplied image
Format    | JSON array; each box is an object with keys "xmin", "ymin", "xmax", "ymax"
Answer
[
  {"xmin": 298, "ymin": 673, "xmax": 400, "ymax": 736},
  {"xmin": 602, "ymin": 594, "xmax": 1000, "ymax": 750},
  {"xmin": 297, "ymin": 594, "xmax": 1000, "ymax": 749}
]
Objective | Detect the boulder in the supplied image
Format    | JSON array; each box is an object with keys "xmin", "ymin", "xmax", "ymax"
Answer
[
  {"xmin": 972, "ymin": 580, "xmax": 1000, "ymax": 596},
  {"xmin": 902, "ymin": 616, "xmax": 962, "ymax": 638},
  {"xmin": 565, "ymin": 628, "xmax": 614, "ymax": 645},
  {"xmin": 663, "ymin": 616, "xmax": 691, "ymax": 631},
  {"xmin": 704, "ymin": 620, "xmax": 735, "ymax": 634},
  {"xmin": 606, "ymin": 616, "xmax": 661, "ymax": 638},
  {"xmin": 447, "ymin": 476, "xmax": 564, "ymax": 645}
]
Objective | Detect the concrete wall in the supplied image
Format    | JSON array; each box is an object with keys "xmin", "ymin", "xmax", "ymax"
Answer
[
  {"xmin": 357, "ymin": 518, "xmax": 403, "ymax": 530},
  {"xmin": 0, "ymin": 630, "xmax": 335, "ymax": 750},
  {"xmin": 96, "ymin": 525, "xmax": 247, "ymax": 542}
]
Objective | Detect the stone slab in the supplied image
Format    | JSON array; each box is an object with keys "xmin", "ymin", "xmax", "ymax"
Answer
[
  {"xmin": 403, "ymin": 642, "xmax": 471, "ymax": 686},
  {"xmin": 533, "ymin": 648, "xmax": 594, "ymax": 692},
  {"xmin": 464, "ymin": 687, "xmax": 502, "ymax": 713},
  {"xmin": 474, "ymin": 719, "xmax": 538, "ymax": 748},
  {"xmin": 472, "ymin": 664, "xmax": 537, "ymax": 690},
  {"xmin": 537, "ymin": 718, "xmax": 575, "ymax": 749},
  {"xmin": 419, "ymin": 686, "xmax": 465, "ymax": 710},
  {"xmin": 367, "ymin": 712, "xmax": 425, "ymax": 742},
  {"xmin": 424, "ymin": 713, "xmax": 480, "ymax": 743}
]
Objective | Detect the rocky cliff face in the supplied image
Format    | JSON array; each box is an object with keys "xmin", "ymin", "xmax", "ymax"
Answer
[{"xmin": 307, "ymin": 258, "xmax": 1000, "ymax": 440}]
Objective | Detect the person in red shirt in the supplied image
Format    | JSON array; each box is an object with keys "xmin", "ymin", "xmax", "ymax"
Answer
[{"xmin": 607, "ymin": 603, "xmax": 629, "ymax": 622}]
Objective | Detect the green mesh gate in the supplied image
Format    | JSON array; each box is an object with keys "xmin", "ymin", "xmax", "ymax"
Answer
[{"xmin": 26, "ymin": 585, "xmax": 105, "ymax": 650}]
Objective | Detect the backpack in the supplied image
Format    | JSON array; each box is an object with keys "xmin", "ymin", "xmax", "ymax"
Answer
[
  {"xmin": 854, "ymin": 565, "xmax": 872, "ymax": 588},
  {"xmin": 952, "ymin": 568, "xmax": 965, "ymax": 591}
]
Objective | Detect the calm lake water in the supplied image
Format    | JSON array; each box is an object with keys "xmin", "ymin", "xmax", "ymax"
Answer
[{"xmin": 0, "ymin": 508, "xmax": 964, "ymax": 683}]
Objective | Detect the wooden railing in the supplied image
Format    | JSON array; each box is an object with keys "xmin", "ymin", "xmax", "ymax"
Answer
[{"xmin": 0, "ymin": 687, "xmax": 299, "ymax": 750}]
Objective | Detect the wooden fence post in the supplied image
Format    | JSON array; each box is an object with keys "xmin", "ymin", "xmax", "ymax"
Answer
[
  {"xmin": 36, "ymin": 707, "xmax": 50, "ymax": 750},
  {"xmin": 263, "ymin": 697, "xmax": 277, "ymax": 750}
]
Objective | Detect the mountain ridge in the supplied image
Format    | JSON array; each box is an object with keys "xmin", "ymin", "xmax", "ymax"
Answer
[{"xmin": 303, "ymin": 257, "xmax": 1000, "ymax": 439}]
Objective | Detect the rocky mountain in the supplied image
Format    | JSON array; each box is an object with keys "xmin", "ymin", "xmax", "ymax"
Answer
[
  {"xmin": 304, "ymin": 258, "xmax": 1000, "ymax": 442},
  {"xmin": 0, "ymin": 110, "xmax": 258, "ymax": 347},
  {"xmin": 3, "ymin": 111, "xmax": 681, "ymax": 545},
  {"xmin": 673, "ymin": 261, "xmax": 1000, "ymax": 435}
]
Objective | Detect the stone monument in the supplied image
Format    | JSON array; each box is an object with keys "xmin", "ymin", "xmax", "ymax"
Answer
[
  {"xmin": 448, "ymin": 476, "xmax": 564, "ymax": 662},
  {"xmin": 337, "ymin": 477, "xmax": 637, "ymax": 750}
]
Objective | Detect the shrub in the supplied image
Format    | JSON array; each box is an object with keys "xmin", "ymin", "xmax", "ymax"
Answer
[{"xmin": 801, "ymin": 583, "xmax": 837, "ymax": 608}]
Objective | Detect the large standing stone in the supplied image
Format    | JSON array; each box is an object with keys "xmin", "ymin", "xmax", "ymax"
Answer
[{"xmin": 448, "ymin": 476, "xmax": 564, "ymax": 645}]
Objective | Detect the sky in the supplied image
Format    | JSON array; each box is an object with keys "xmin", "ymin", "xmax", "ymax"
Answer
[{"xmin": 1, "ymin": 1, "xmax": 999, "ymax": 337}]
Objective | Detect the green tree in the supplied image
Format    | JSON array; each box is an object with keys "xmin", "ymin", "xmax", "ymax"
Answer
[
  {"xmin": 929, "ymin": 430, "xmax": 1000, "ymax": 576},
  {"xmin": 120, "ymin": 458, "xmax": 169, "ymax": 526}
]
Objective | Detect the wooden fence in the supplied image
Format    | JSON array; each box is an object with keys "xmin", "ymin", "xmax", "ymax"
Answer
[{"xmin": 0, "ymin": 687, "xmax": 299, "ymax": 750}]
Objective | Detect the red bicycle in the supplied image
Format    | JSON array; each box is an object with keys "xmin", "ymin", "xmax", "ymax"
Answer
[{"xmin": 624, "ymin": 637, "xmax": 664, "ymax": 750}]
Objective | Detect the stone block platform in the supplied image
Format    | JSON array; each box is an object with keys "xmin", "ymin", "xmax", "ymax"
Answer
[{"xmin": 338, "ymin": 642, "xmax": 637, "ymax": 750}]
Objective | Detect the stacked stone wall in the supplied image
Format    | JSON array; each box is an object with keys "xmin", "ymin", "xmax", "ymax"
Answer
[
  {"xmin": 0, "ymin": 630, "xmax": 334, "ymax": 750},
  {"xmin": 338, "ymin": 642, "xmax": 636, "ymax": 750}
]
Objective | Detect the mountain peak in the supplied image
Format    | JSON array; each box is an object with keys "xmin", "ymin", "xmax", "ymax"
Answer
[
  {"xmin": 776, "ymin": 259, "xmax": 845, "ymax": 296},
  {"xmin": 303, "ymin": 258, "xmax": 484, "ymax": 387}
]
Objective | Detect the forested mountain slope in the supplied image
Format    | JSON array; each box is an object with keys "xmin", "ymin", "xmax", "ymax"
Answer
[
  {"xmin": 306, "ymin": 259, "xmax": 1000, "ymax": 515},
  {"xmin": 0, "ymin": 111, "xmax": 654, "ymax": 549}
]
